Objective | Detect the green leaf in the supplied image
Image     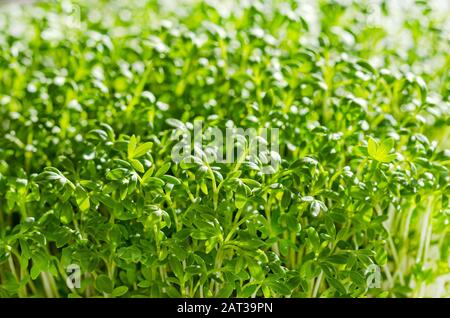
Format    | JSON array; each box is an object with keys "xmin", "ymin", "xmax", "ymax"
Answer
[
  {"xmin": 326, "ymin": 276, "xmax": 347, "ymax": 295},
  {"xmin": 349, "ymin": 271, "xmax": 366, "ymax": 287},
  {"xmin": 165, "ymin": 285, "xmax": 181, "ymax": 297},
  {"xmin": 367, "ymin": 137, "xmax": 378, "ymax": 158},
  {"xmin": 106, "ymin": 168, "xmax": 128, "ymax": 180},
  {"xmin": 239, "ymin": 283, "xmax": 260, "ymax": 298},
  {"xmin": 30, "ymin": 253, "xmax": 49, "ymax": 280},
  {"xmin": 281, "ymin": 189, "xmax": 291, "ymax": 210},
  {"xmin": 97, "ymin": 193, "xmax": 119, "ymax": 209},
  {"xmin": 155, "ymin": 162, "xmax": 171, "ymax": 177},
  {"xmin": 216, "ymin": 282, "xmax": 234, "ymax": 298},
  {"xmin": 241, "ymin": 178, "xmax": 261, "ymax": 187},
  {"xmin": 326, "ymin": 253, "xmax": 349, "ymax": 264},
  {"xmin": 75, "ymin": 185, "xmax": 90, "ymax": 212},
  {"xmin": 112, "ymin": 286, "xmax": 129, "ymax": 297},
  {"xmin": 130, "ymin": 159, "xmax": 145, "ymax": 173},
  {"xmin": 160, "ymin": 175, "xmax": 181, "ymax": 185},
  {"xmin": 95, "ymin": 275, "xmax": 114, "ymax": 294},
  {"xmin": 117, "ymin": 246, "xmax": 142, "ymax": 263},
  {"xmin": 235, "ymin": 192, "xmax": 246, "ymax": 209},
  {"xmin": 265, "ymin": 280, "xmax": 291, "ymax": 296},
  {"xmin": 142, "ymin": 176, "xmax": 165, "ymax": 187},
  {"xmin": 247, "ymin": 258, "xmax": 265, "ymax": 281},
  {"xmin": 307, "ymin": 227, "xmax": 321, "ymax": 252},
  {"xmin": 133, "ymin": 142, "xmax": 153, "ymax": 158},
  {"xmin": 137, "ymin": 280, "xmax": 152, "ymax": 288},
  {"xmin": 414, "ymin": 76, "xmax": 428, "ymax": 103},
  {"xmin": 87, "ymin": 129, "xmax": 108, "ymax": 141},
  {"xmin": 128, "ymin": 135, "xmax": 137, "ymax": 158},
  {"xmin": 141, "ymin": 165, "xmax": 154, "ymax": 184},
  {"xmin": 375, "ymin": 245, "xmax": 388, "ymax": 265},
  {"xmin": 324, "ymin": 216, "xmax": 336, "ymax": 238},
  {"xmin": 367, "ymin": 137, "xmax": 396, "ymax": 163},
  {"xmin": 169, "ymin": 257, "xmax": 184, "ymax": 281}
]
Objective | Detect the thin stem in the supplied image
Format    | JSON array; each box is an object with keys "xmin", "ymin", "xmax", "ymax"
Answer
[
  {"xmin": 41, "ymin": 273, "xmax": 54, "ymax": 298},
  {"xmin": 312, "ymin": 271, "xmax": 323, "ymax": 298}
]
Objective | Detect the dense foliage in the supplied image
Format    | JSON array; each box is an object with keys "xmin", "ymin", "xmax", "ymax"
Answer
[{"xmin": 0, "ymin": 0, "xmax": 448, "ymax": 298}]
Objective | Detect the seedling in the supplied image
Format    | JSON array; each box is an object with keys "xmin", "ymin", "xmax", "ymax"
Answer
[{"xmin": 0, "ymin": 0, "xmax": 448, "ymax": 298}]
